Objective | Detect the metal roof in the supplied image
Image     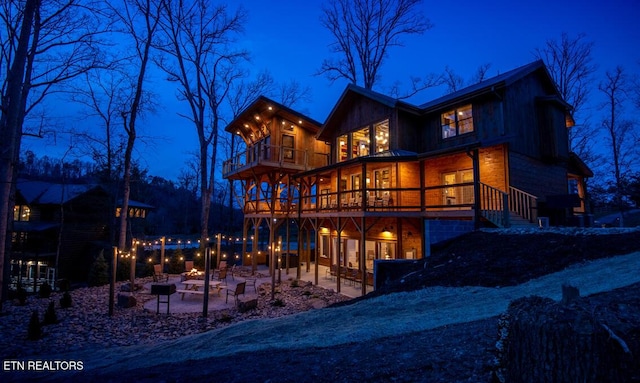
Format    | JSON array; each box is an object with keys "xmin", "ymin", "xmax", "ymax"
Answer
[{"xmin": 16, "ymin": 179, "xmax": 103, "ymax": 205}]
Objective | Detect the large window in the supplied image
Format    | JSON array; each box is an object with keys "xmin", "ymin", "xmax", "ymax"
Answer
[
  {"xmin": 442, "ymin": 170, "xmax": 474, "ymax": 206},
  {"xmin": 352, "ymin": 127, "xmax": 370, "ymax": 157},
  {"xmin": 336, "ymin": 119, "xmax": 389, "ymax": 162},
  {"xmin": 337, "ymin": 134, "xmax": 348, "ymax": 162},
  {"xmin": 441, "ymin": 104, "xmax": 473, "ymax": 138},
  {"xmin": 373, "ymin": 168, "xmax": 390, "ymax": 197},
  {"xmin": 374, "ymin": 120, "xmax": 389, "ymax": 152}
]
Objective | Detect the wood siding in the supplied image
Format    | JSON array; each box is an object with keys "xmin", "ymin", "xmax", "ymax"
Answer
[{"xmin": 509, "ymin": 151, "xmax": 567, "ymax": 202}]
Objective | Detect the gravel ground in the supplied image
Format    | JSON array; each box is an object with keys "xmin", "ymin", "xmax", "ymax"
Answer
[{"xmin": 2, "ymin": 227, "xmax": 640, "ymax": 382}]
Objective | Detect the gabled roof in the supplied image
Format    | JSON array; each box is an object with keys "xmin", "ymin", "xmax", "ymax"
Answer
[
  {"xmin": 16, "ymin": 179, "xmax": 105, "ymax": 205},
  {"xmin": 224, "ymin": 95, "xmax": 322, "ymax": 143},
  {"xmin": 317, "ymin": 84, "xmax": 421, "ymax": 141},
  {"xmin": 568, "ymin": 152, "xmax": 594, "ymax": 178},
  {"xmin": 118, "ymin": 199, "xmax": 155, "ymax": 209},
  {"xmin": 420, "ymin": 60, "xmax": 560, "ymax": 112}
]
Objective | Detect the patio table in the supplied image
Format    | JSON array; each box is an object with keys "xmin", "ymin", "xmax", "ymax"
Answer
[{"xmin": 176, "ymin": 279, "xmax": 222, "ymax": 300}]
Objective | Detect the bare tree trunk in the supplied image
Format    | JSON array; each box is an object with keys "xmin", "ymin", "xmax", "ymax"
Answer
[
  {"xmin": 116, "ymin": 0, "xmax": 159, "ymax": 251},
  {"xmin": 200, "ymin": 139, "xmax": 211, "ymax": 247},
  {"xmin": 498, "ymin": 293, "xmax": 638, "ymax": 382},
  {"xmin": 0, "ymin": 0, "xmax": 39, "ymax": 307},
  {"xmin": 117, "ymin": 129, "xmax": 134, "ymax": 250}
]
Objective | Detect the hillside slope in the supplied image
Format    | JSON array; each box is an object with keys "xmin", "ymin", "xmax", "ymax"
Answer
[{"xmin": 13, "ymin": 228, "xmax": 640, "ymax": 383}]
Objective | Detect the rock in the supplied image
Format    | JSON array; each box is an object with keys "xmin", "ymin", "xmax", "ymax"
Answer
[
  {"xmin": 238, "ymin": 298, "xmax": 258, "ymax": 313},
  {"xmin": 117, "ymin": 294, "xmax": 137, "ymax": 308}
]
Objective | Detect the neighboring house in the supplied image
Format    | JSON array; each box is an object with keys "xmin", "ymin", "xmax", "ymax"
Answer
[
  {"xmin": 12, "ymin": 180, "xmax": 111, "ymax": 289},
  {"xmin": 11, "ymin": 179, "xmax": 154, "ymax": 289},
  {"xmin": 222, "ymin": 60, "xmax": 593, "ymax": 295}
]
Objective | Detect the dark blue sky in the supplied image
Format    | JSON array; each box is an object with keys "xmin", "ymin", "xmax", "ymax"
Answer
[{"xmin": 23, "ymin": 0, "xmax": 640, "ymax": 181}]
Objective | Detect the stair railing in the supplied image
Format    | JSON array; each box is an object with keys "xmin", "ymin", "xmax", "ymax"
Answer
[
  {"xmin": 509, "ymin": 186, "xmax": 538, "ymax": 223},
  {"xmin": 480, "ymin": 183, "xmax": 509, "ymax": 227}
]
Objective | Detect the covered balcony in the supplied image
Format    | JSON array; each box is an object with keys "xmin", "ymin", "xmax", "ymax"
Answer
[{"xmin": 223, "ymin": 142, "xmax": 329, "ymax": 180}]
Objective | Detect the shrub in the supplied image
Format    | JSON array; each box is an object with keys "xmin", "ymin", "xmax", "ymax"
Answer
[
  {"xmin": 272, "ymin": 298, "xmax": 285, "ymax": 307},
  {"xmin": 43, "ymin": 301, "xmax": 58, "ymax": 325},
  {"xmin": 39, "ymin": 282, "xmax": 52, "ymax": 298},
  {"xmin": 167, "ymin": 250, "xmax": 184, "ymax": 274},
  {"xmin": 16, "ymin": 283, "xmax": 27, "ymax": 306},
  {"xmin": 60, "ymin": 291, "xmax": 72, "ymax": 308},
  {"xmin": 116, "ymin": 257, "xmax": 131, "ymax": 281},
  {"xmin": 27, "ymin": 311, "xmax": 41, "ymax": 340},
  {"xmin": 88, "ymin": 251, "xmax": 109, "ymax": 287}
]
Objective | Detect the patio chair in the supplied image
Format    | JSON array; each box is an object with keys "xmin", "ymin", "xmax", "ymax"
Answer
[
  {"xmin": 226, "ymin": 281, "xmax": 246, "ymax": 304},
  {"xmin": 153, "ymin": 264, "xmax": 168, "ymax": 283},
  {"xmin": 213, "ymin": 260, "xmax": 227, "ymax": 278},
  {"xmin": 217, "ymin": 268, "xmax": 228, "ymax": 285},
  {"xmin": 184, "ymin": 260, "xmax": 194, "ymax": 272},
  {"xmin": 244, "ymin": 277, "xmax": 258, "ymax": 293},
  {"xmin": 325, "ymin": 264, "xmax": 337, "ymax": 281},
  {"xmin": 230, "ymin": 264, "xmax": 242, "ymax": 280}
]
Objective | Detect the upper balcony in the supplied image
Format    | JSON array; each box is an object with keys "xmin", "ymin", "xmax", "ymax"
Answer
[
  {"xmin": 222, "ymin": 95, "xmax": 325, "ymax": 180},
  {"xmin": 223, "ymin": 142, "xmax": 329, "ymax": 179}
]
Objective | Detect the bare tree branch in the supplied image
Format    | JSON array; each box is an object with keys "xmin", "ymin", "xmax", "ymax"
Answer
[{"xmin": 318, "ymin": 0, "xmax": 431, "ymax": 90}]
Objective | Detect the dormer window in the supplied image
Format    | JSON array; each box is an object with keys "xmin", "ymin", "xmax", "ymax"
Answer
[{"xmin": 442, "ymin": 104, "xmax": 473, "ymax": 138}]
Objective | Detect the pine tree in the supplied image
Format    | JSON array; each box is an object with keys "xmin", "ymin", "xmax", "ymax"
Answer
[{"xmin": 87, "ymin": 251, "xmax": 109, "ymax": 286}]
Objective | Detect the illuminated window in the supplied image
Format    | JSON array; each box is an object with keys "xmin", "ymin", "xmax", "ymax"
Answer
[
  {"xmin": 337, "ymin": 119, "xmax": 389, "ymax": 162},
  {"xmin": 337, "ymin": 134, "xmax": 348, "ymax": 162},
  {"xmin": 13, "ymin": 205, "xmax": 30, "ymax": 221},
  {"xmin": 441, "ymin": 105, "xmax": 473, "ymax": 138},
  {"xmin": 352, "ymin": 127, "xmax": 369, "ymax": 157},
  {"xmin": 374, "ymin": 120, "xmax": 389, "ymax": 152}
]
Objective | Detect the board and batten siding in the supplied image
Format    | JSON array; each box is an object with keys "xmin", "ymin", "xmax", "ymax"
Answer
[{"xmin": 509, "ymin": 151, "xmax": 567, "ymax": 202}]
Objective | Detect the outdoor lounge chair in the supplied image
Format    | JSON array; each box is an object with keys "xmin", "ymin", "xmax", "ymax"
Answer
[
  {"xmin": 226, "ymin": 281, "xmax": 246, "ymax": 305},
  {"xmin": 153, "ymin": 264, "xmax": 168, "ymax": 282}
]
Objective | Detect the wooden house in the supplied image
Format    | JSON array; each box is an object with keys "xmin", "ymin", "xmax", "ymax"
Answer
[
  {"xmin": 11, "ymin": 180, "xmax": 111, "ymax": 289},
  {"xmin": 222, "ymin": 60, "xmax": 593, "ymax": 295}
]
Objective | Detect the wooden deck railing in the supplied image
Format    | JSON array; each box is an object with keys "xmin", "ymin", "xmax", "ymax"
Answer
[
  {"xmin": 479, "ymin": 183, "xmax": 509, "ymax": 227},
  {"xmin": 241, "ymin": 182, "xmax": 535, "ymax": 228},
  {"xmin": 223, "ymin": 143, "xmax": 328, "ymax": 177},
  {"xmin": 509, "ymin": 186, "xmax": 538, "ymax": 223}
]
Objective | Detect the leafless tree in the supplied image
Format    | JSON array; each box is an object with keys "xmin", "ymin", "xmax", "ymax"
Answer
[
  {"xmin": 278, "ymin": 79, "xmax": 312, "ymax": 110},
  {"xmin": 440, "ymin": 63, "xmax": 493, "ymax": 94},
  {"xmin": 70, "ymin": 70, "xmax": 129, "ymax": 181},
  {"xmin": 442, "ymin": 66, "xmax": 464, "ymax": 93},
  {"xmin": 0, "ymin": 0, "xmax": 106, "ymax": 306},
  {"xmin": 535, "ymin": 33, "xmax": 598, "ymax": 163},
  {"xmin": 599, "ymin": 66, "xmax": 636, "ymax": 212},
  {"xmin": 156, "ymin": 1, "xmax": 248, "ymax": 248},
  {"xmin": 470, "ymin": 63, "xmax": 492, "ymax": 84},
  {"xmin": 107, "ymin": 0, "xmax": 162, "ymax": 251},
  {"xmin": 319, "ymin": 0, "xmax": 431, "ymax": 90}
]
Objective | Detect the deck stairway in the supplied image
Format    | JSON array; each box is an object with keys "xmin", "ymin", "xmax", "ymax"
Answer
[{"xmin": 480, "ymin": 183, "xmax": 538, "ymax": 228}]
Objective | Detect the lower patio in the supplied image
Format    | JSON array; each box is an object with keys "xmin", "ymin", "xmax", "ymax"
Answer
[{"xmin": 142, "ymin": 263, "xmax": 362, "ymax": 314}]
